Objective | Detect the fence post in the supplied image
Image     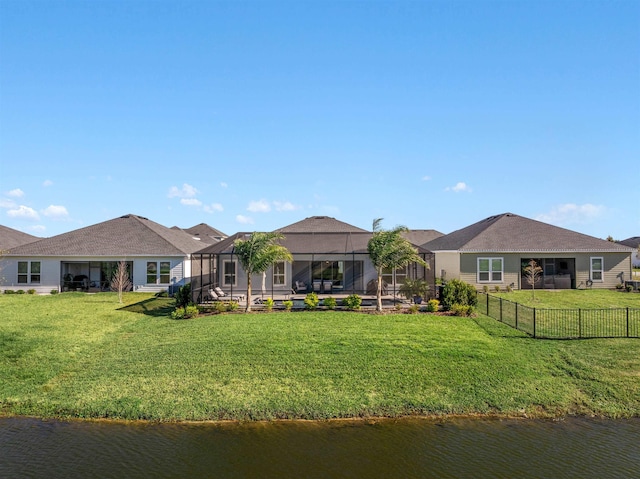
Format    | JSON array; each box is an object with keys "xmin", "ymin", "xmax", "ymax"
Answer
[
  {"xmin": 515, "ymin": 302, "xmax": 518, "ymax": 330},
  {"xmin": 579, "ymin": 309, "xmax": 582, "ymax": 339},
  {"xmin": 486, "ymin": 293, "xmax": 489, "ymax": 315},
  {"xmin": 533, "ymin": 308, "xmax": 536, "ymax": 338},
  {"xmin": 500, "ymin": 297, "xmax": 503, "ymax": 322},
  {"xmin": 627, "ymin": 307, "xmax": 630, "ymax": 338}
]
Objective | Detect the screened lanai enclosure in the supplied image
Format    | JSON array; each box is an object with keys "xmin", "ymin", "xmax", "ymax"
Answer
[{"xmin": 189, "ymin": 232, "xmax": 435, "ymax": 305}]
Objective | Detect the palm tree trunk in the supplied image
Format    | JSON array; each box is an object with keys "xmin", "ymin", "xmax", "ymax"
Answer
[
  {"xmin": 246, "ymin": 275, "xmax": 252, "ymax": 312},
  {"xmin": 376, "ymin": 269, "xmax": 383, "ymax": 312}
]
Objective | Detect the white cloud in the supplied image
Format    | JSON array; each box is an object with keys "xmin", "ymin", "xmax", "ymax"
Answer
[
  {"xmin": 7, "ymin": 205, "xmax": 40, "ymax": 220},
  {"xmin": 236, "ymin": 214, "xmax": 254, "ymax": 224},
  {"xmin": 536, "ymin": 203, "xmax": 606, "ymax": 226},
  {"xmin": 204, "ymin": 203, "xmax": 224, "ymax": 213},
  {"xmin": 43, "ymin": 180, "xmax": 53, "ymax": 187},
  {"xmin": 6, "ymin": 188, "xmax": 25, "ymax": 198},
  {"xmin": 422, "ymin": 176, "xmax": 431, "ymax": 181},
  {"xmin": 274, "ymin": 201, "xmax": 299, "ymax": 212},
  {"xmin": 247, "ymin": 199, "xmax": 271, "ymax": 213},
  {"xmin": 168, "ymin": 183, "xmax": 199, "ymax": 198},
  {"xmin": 180, "ymin": 198, "xmax": 202, "ymax": 207},
  {"xmin": 0, "ymin": 198, "xmax": 16, "ymax": 209},
  {"xmin": 446, "ymin": 182, "xmax": 471, "ymax": 193},
  {"xmin": 41, "ymin": 205, "xmax": 69, "ymax": 219}
]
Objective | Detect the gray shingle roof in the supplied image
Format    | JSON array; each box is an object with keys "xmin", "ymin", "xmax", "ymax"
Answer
[
  {"xmin": 195, "ymin": 231, "xmax": 432, "ymax": 255},
  {"xmin": 0, "ymin": 225, "xmax": 41, "ymax": 250},
  {"xmin": 618, "ymin": 237, "xmax": 640, "ymax": 249},
  {"xmin": 7, "ymin": 214, "xmax": 205, "ymax": 256},
  {"xmin": 403, "ymin": 230, "xmax": 443, "ymax": 248},
  {"xmin": 423, "ymin": 213, "xmax": 633, "ymax": 253},
  {"xmin": 172, "ymin": 223, "xmax": 227, "ymax": 244},
  {"xmin": 277, "ymin": 216, "xmax": 368, "ymax": 233}
]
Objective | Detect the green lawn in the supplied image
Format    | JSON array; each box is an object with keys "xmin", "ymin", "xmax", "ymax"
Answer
[
  {"xmin": 1, "ymin": 292, "xmax": 639, "ymax": 421},
  {"xmin": 490, "ymin": 289, "xmax": 640, "ymax": 309}
]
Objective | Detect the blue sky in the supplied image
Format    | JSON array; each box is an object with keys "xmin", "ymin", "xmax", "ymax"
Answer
[{"xmin": 1, "ymin": 0, "xmax": 638, "ymax": 241}]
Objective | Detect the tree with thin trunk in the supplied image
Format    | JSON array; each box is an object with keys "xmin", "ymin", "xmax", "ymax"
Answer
[
  {"xmin": 522, "ymin": 259, "xmax": 543, "ymax": 300},
  {"xmin": 234, "ymin": 232, "xmax": 293, "ymax": 312},
  {"xmin": 367, "ymin": 218, "xmax": 427, "ymax": 312},
  {"xmin": 111, "ymin": 260, "xmax": 132, "ymax": 304}
]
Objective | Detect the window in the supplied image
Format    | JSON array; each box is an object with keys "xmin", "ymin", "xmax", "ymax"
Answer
[
  {"xmin": 382, "ymin": 265, "xmax": 407, "ymax": 285},
  {"xmin": 146, "ymin": 262, "xmax": 157, "ymax": 284},
  {"xmin": 159, "ymin": 262, "xmax": 171, "ymax": 284},
  {"xmin": 478, "ymin": 257, "xmax": 503, "ymax": 282},
  {"xmin": 147, "ymin": 261, "xmax": 172, "ymax": 284},
  {"xmin": 590, "ymin": 257, "xmax": 603, "ymax": 282},
  {"xmin": 273, "ymin": 261, "xmax": 285, "ymax": 286},
  {"xmin": 18, "ymin": 261, "xmax": 40, "ymax": 284},
  {"xmin": 223, "ymin": 261, "xmax": 236, "ymax": 286}
]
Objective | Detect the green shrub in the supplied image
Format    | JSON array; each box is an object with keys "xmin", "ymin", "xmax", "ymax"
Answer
[
  {"xmin": 214, "ymin": 301, "xmax": 228, "ymax": 313},
  {"xmin": 408, "ymin": 304, "xmax": 419, "ymax": 314},
  {"xmin": 227, "ymin": 301, "xmax": 239, "ymax": 312},
  {"xmin": 16, "ymin": 290, "xmax": 25, "ymax": 294},
  {"xmin": 395, "ymin": 303, "xmax": 403, "ymax": 312},
  {"xmin": 441, "ymin": 279, "xmax": 478, "ymax": 311},
  {"xmin": 171, "ymin": 307, "xmax": 186, "ymax": 320},
  {"xmin": 50, "ymin": 289, "xmax": 59, "ymax": 295},
  {"xmin": 304, "ymin": 292, "xmax": 320, "ymax": 310},
  {"xmin": 4, "ymin": 289, "xmax": 15, "ymax": 294},
  {"xmin": 506, "ymin": 284, "xmax": 513, "ymax": 293},
  {"xmin": 451, "ymin": 304, "xmax": 476, "ymax": 317},
  {"xmin": 264, "ymin": 297, "xmax": 274, "ymax": 311},
  {"xmin": 426, "ymin": 299, "xmax": 439, "ymax": 312},
  {"xmin": 494, "ymin": 285, "xmax": 501, "ymax": 293},
  {"xmin": 174, "ymin": 283, "xmax": 191, "ymax": 308},
  {"xmin": 184, "ymin": 305, "xmax": 199, "ymax": 318},
  {"xmin": 27, "ymin": 289, "xmax": 36, "ymax": 295},
  {"xmin": 282, "ymin": 300, "xmax": 293, "ymax": 311},
  {"xmin": 626, "ymin": 285, "xmax": 633, "ymax": 292},
  {"xmin": 156, "ymin": 291, "xmax": 169, "ymax": 298},
  {"xmin": 323, "ymin": 296, "xmax": 337, "ymax": 310},
  {"xmin": 482, "ymin": 285, "xmax": 489, "ymax": 293},
  {"xmin": 342, "ymin": 294, "xmax": 362, "ymax": 310}
]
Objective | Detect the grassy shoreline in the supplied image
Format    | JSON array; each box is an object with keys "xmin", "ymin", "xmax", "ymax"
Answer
[{"xmin": 1, "ymin": 293, "xmax": 639, "ymax": 422}]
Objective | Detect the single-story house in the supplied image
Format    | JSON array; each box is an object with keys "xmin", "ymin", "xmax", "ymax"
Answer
[
  {"xmin": 190, "ymin": 216, "xmax": 437, "ymax": 303},
  {"xmin": 423, "ymin": 212, "xmax": 634, "ymax": 290},
  {"xmin": 618, "ymin": 237, "xmax": 640, "ymax": 268},
  {"xmin": 0, "ymin": 214, "xmax": 210, "ymax": 294}
]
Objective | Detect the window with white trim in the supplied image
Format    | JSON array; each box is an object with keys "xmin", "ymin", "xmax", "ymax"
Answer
[
  {"xmin": 17, "ymin": 261, "xmax": 40, "ymax": 284},
  {"xmin": 223, "ymin": 260, "xmax": 236, "ymax": 286},
  {"xmin": 590, "ymin": 257, "xmax": 603, "ymax": 282},
  {"xmin": 478, "ymin": 257, "xmax": 503, "ymax": 282},
  {"xmin": 146, "ymin": 261, "xmax": 171, "ymax": 284},
  {"xmin": 273, "ymin": 261, "xmax": 285, "ymax": 286}
]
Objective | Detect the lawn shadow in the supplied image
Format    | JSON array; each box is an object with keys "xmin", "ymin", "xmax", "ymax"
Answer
[
  {"xmin": 473, "ymin": 315, "xmax": 532, "ymax": 340},
  {"xmin": 119, "ymin": 297, "xmax": 175, "ymax": 317}
]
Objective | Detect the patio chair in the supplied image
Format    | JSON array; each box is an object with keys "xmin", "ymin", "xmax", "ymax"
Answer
[
  {"xmin": 294, "ymin": 281, "xmax": 307, "ymax": 293},
  {"xmin": 313, "ymin": 280, "xmax": 322, "ymax": 293},
  {"xmin": 323, "ymin": 281, "xmax": 332, "ymax": 293},
  {"xmin": 214, "ymin": 286, "xmax": 245, "ymax": 302}
]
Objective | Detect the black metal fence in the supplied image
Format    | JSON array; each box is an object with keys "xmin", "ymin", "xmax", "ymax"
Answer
[{"xmin": 480, "ymin": 294, "xmax": 640, "ymax": 339}]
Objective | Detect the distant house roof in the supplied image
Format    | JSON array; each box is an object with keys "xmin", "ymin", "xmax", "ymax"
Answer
[
  {"xmin": 277, "ymin": 216, "xmax": 369, "ymax": 233},
  {"xmin": 423, "ymin": 213, "xmax": 634, "ymax": 253},
  {"xmin": 403, "ymin": 230, "xmax": 443, "ymax": 248},
  {"xmin": 0, "ymin": 225, "xmax": 41, "ymax": 250},
  {"xmin": 7, "ymin": 214, "xmax": 205, "ymax": 257},
  {"xmin": 618, "ymin": 237, "xmax": 640, "ymax": 249},
  {"xmin": 172, "ymin": 223, "xmax": 227, "ymax": 244}
]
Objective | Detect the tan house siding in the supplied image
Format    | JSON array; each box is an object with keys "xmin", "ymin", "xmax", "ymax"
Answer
[
  {"xmin": 575, "ymin": 253, "xmax": 630, "ymax": 289},
  {"xmin": 433, "ymin": 252, "xmax": 460, "ymax": 282}
]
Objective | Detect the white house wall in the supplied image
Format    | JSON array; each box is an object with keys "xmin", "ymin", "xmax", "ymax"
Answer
[{"xmin": 0, "ymin": 255, "xmax": 191, "ymax": 294}]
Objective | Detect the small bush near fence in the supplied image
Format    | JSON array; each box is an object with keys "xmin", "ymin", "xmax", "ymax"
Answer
[{"xmin": 481, "ymin": 293, "xmax": 640, "ymax": 339}]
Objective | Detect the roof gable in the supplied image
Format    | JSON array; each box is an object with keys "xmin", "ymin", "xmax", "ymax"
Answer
[
  {"xmin": 277, "ymin": 216, "xmax": 368, "ymax": 233},
  {"xmin": 618, "ymin": 237, "xmax": 640, "ymax": 249},
  {"xmin": 424, "ymin": 213, "xmax": 633, "ymax": 253},
  {"xmin": 0, "ymin": 225, "xmax": 41, "ymax": 250},
  {"xmin": 8, "ymin": 214, "xmax": 205, "ymax": 256}
]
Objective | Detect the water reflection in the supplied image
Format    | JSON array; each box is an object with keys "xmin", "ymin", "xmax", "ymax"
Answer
[{"xmin": 1, "ymin": 417, "xmax": 639, "ymax": 478}]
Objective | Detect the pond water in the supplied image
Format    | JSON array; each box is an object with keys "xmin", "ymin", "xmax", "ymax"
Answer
[{"xmin": 1, "ymin": 416, "xmax": 638, "ymax": 478}]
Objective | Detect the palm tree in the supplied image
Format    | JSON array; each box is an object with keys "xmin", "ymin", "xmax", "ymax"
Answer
[
  {"xmin": 367, "ymin": 218, "xmax": 427, "ymax": 312},
  {"xmin": 233, "ymin": 232, "xmax": 293, "ymax": 312}
]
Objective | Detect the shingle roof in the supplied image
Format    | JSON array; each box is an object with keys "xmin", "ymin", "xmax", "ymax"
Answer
[
  {"xmin": 195, "ymin": 231, "xmax": 432, "ymax": 255},
  {"xmin": 423, "ymin": 213, "xmax": 633, "ymax": 253},
  {"xmin": 172, "ymin": 223, "xmax": 227, "ymax": 244},
  {"xmin": 7, "ymin": 214, "xmax": 205, "ymax": 256},
  {"xmin": 0, "ymin": 225, "xmax": 41, "ymax": 250},
  {"xmin": 403, "ymin": 230, "xmax": 443, "ymax": 248},
  {"xmin": 277, "ymin": 216, "xmax": 368, "ymax": 233},
  {"xmin": 618, "ymin": 237, "xmax": 640, "ymax": 249}
]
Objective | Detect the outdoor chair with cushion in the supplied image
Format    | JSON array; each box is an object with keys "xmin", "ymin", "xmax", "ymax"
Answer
[
  {"xmin": 294, "ymin": 281, "xmax": 307, "ymax": 293},
  {"xmin": 214, "ymin": 286, "xmax": 245, "ymax": 302}
]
